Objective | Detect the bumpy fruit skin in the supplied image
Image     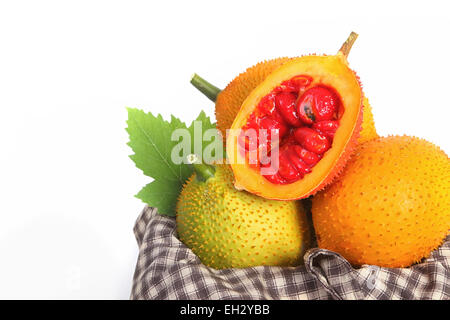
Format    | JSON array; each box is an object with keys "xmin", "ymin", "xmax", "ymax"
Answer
[
  {"xmin": 312, "ymin": 136, "xmax": 450, "ymax": 268},
  {"xmin": 359, "ymin": 96, "xmax": 377, "ymax": 143},
  {"xmin": 176, "ymin": 165, "xmax": 311, "ymax": 269},
  {"xmin": 216, "ymin": 57, "xmax": 377, "ymax": 144}
]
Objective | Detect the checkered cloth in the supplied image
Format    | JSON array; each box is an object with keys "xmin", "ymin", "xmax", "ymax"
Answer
[{"xmin": 130, "ymin": 206, "xmax": 450, "ymax": 300}]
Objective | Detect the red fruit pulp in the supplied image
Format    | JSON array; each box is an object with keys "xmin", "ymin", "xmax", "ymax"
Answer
[
  {"xmin": 240, "ymin": 75, "xmax": 343, "ymax": 185},
  {"xmin": 297, "ymin": 86, "xmax": 340, "ymax": 124},
  {"xmin": 293, "ymin": 127, "xmax": 330, "ymax": 154},
  {"xmin": 312, "ymin": 120, "xmax": 339, "ymax": 139},
  {"xmin": 275, "ymin": 92, "xmax": 303, "ymax": 127}
]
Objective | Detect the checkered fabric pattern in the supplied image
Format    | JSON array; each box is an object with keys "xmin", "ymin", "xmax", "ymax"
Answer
[{"xmin": 130, "ymin": 206, "xmax": 450, "ymax": 300}]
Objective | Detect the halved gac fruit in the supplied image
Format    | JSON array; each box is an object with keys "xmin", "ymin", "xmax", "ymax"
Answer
[{"xmin": 226, "ymin": 50, "xmax": 363, "ymax": 200}]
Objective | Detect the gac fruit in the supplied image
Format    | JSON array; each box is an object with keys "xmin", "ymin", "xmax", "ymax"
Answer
[
  {"xmin": 176, "ymin": 158, "xmax": 311, "ymax": 269},
  {"xmin": 312, "ymin": 135, "xmax": 450, "ymax": 268},
  {"xmin": 225, "ymin": 33, "xmax": 366, "ymax": 200}
]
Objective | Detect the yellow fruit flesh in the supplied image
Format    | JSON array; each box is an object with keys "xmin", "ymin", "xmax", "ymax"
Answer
[
  {"xmin": 312, "ymin": 135, "xmax": 450, "ymax": 268},
  {"xmin": 176, "ymin": 165, "xmax": 311, "ymax": 269}
]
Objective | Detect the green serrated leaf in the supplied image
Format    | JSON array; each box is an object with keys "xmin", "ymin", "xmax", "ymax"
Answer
[
  {"xmin": 127, "ymin": 108, "xmax": 222, "ymax": 216},
  {"xmin": 126, "ymin": 108, "xmax": 192, "ymax": 183},
  {"xmin": 135, "ymin": 180, "xmax": 181, "ymax": 216}
]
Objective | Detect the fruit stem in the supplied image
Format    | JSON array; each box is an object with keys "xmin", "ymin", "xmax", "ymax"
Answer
[
  {"xmin": 190, "ymin": 73, "xmax": 222, "ymax": 102},
  {"xmin": 186, "ymin": 154, "xmax": 216, "ymax": 182},
  {"xmin": 338, "ymin": 31, "xmax": 358, "ymax": 58}
]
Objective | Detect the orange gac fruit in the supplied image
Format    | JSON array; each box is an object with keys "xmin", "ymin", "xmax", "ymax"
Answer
[{"xmin": 312, "ymin": 135, "xmax": 450, "ymax": 268}]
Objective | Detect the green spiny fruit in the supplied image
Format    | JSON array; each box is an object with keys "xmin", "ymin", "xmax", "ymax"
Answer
[{"xmin": 176, "ymin": 160, "xmax": 311, "ymax": 269}]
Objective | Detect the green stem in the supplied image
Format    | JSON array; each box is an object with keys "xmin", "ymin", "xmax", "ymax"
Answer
[
  {"xmin": 338, "ymin": 31, "xmax": 358, "ymax": 58},
  {"xmin": 190, "ymin": 73, "xmax": 222, "ymax": 102},
  {"xmin": 186, "ymin": 154, "xmax": 215, "ymax": 182}
]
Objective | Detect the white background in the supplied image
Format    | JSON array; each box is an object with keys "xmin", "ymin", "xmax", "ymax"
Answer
[{"xmin": 0, "ymin": 0, "xmax": 449, "ymax": 299}]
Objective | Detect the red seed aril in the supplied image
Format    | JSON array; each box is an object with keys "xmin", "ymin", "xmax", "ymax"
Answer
[
  {"xmin": 286, "ymin": 148, "xmax": 310, "ymax": 175},
  {"xmin": 277, "ymin": 151, "xmax": 302, "ymax": 182},
  {"xmin": 297, "ymin": 86, "xmax": 340, "ymax": 124},
  {"xmin": 275, "ymin": 92, "xmax": 303, "ymax": 127},
  {"xmin": 258, "ymin": 116, "xmax": 288, "ymax": 140},
  {"xmin": 294, "ymin": 127, "xmax": 331, "ymax": 154},
  {"xmin": 292, "ymin": 145, "xmax": 321, "ymax": 166},
  {"xmin": 312, "ymin": 120, "xmax": 339, "ymax": 139}
]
